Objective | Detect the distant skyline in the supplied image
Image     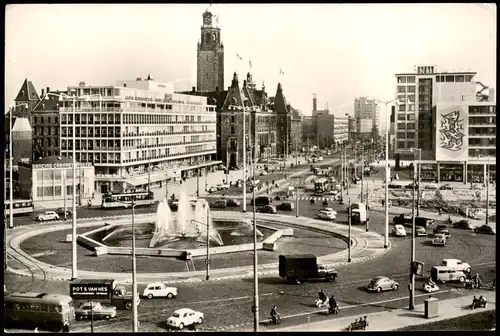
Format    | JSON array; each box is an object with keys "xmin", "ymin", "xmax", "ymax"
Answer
[{"xmin": 5, "ymin": 3, "xmax": 496, "ymax": 125}]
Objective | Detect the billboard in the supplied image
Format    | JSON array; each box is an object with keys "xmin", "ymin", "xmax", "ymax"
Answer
[
  {"xmin": 435, "ymin": 104, "xmax": 468, "ymax": 162},
  {"xmin": 70, "ymin": 279, "xmax": 113, "ymax": 301}
]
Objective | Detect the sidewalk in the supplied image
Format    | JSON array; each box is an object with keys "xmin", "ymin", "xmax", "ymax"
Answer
[{"xmin": 273, "ymin": 290, "xmax": 495, "ymax": 331}]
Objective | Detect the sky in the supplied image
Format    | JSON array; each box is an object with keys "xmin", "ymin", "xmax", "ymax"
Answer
[{"xmin": 5, "ymin": 3, "xmax": 497, "ymax": 126}]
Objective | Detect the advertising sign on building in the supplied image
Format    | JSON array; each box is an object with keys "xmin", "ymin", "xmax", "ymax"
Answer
[
  {"xmin": 70, "ymin": 279, "xmax": 113, "ymax": 301},
  {"xmin": 435, "ymin": 104, "xmax": 468, "ymax": 162}
]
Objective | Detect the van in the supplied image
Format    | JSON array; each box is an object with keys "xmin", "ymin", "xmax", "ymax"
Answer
[
  {"xmin": 350, "ymin": 202, "xmax": 368, "ymax": 225},
  {"xmin": 252, "ymin": 195, "xmax": 273, "ymax": 206},
  {"xmin": 430, "ymin": 266, "xmax": 468, "ymax": 283}
]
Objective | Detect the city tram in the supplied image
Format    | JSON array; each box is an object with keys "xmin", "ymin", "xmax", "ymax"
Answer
[
  {"xmin": 4, "ymin": 199, "xmax": 34, "ymax": 216},
  {"xmin": 314, "ymin": 178, "xmax": 330, "ymax": 195},
  {"xmin": 101, "ymin": 190, "xmax": 155, "ymax": 209}
]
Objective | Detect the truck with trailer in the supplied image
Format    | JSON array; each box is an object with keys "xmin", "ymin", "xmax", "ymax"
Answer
[{"xmin": 279, "ymin": 254, "xmax": 338, "ymax": 284}]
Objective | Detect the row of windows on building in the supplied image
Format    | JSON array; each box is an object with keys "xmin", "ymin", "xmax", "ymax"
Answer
[
  {"xmin": 32, "ymin": 115, "xmax": 59, "ymax": 124},
  {"xmin": 122, "ymin": 144, "xmax": 215, "ymax": 162},
  {"xmin": 36, "ymin": 169, "xmax": 82, "ymax": 181},
  {"xmin": 62, "ymin": 151, "xmax": 120, "ymax": 164},
  {"xmin": 59, "ymin": 125, "xmax": 215, "ymax": 138},
  {"xmin": 34, "ymin": 137, "xmax": 59, "ymax": 148},
  {"xmin": 60, "ymin": 103, "xmax": 214, "ymax": 114}
]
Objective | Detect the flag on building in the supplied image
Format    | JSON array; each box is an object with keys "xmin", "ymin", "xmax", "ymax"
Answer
[
  {"xmin": 279, "ymin": 69, "xmax": 284, "ymax": 74},
  {"xmin": 236, "ymin": 54, "xmax": 242, "ymax": 60}
]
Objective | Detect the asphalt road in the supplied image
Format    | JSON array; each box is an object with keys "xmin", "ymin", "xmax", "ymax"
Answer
[
  {"xmin": 7, "ymin": 199, "xmax": 495, "ymax": 332},
  {"xmin": 6, "ymin": 151, "xmax": 496, "ymax": 332}
]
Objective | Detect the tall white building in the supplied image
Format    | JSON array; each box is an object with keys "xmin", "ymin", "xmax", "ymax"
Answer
[
  {"xmin": 354, "ymin": 97, "xmax": 380, "ymax": 139},
  {"xmin": 394, "ymin": 65, "xmax": 495, "ymax": 183},
  {"xmin": 59, "ymin": 75, "xmax": 218, "ymax": 193}
]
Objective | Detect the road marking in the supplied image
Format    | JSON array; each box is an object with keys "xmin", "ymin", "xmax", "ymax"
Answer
[{"xmin": 278, "ymin": 289, "xmax": 454, "ymax": 321}]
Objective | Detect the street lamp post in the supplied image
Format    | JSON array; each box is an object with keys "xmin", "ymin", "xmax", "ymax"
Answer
[
  {"xmin": 196, "ymin": 158, "xmax": 200, "ymax": 197},
  {"xmin": 242, "ymin": 101, "xmax": 247, "ymax": 213},
  {"xmin": 348, "ymin": 198, "xmax": 352, "ymax": 262},
  {"xmin": 131, "ymin": 197, "xmax": 138, "ymax": 331},
  {"xmin": 409, "ymin": 147, "xmax": 421, "ymax": 310},
  {"xmin": 225, "ymin": 139, "xmax": 230, "ymax": 185},
  {"xmin": 375, "ymin": 97, "xmax": 407, "ymax": 249},
  {"xmin": 476, "ymin": 151, "xmax": 491, "ymax": 226},
  {"xmin": 252, "ymin": 109, "xmax": 259, "ymax": 332}
]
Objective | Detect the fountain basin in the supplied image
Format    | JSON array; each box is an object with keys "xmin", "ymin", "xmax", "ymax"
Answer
[{"xmin": 77, "ymin": 216, "xmax": 291, "ymax": 260}]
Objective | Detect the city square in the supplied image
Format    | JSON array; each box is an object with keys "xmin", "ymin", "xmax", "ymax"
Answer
[{"xmin": 4, "ymin": 3, "xmax": 496, "ymax": 333}]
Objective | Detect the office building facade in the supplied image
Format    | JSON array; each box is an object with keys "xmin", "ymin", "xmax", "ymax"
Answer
[
  {"xmin": 58, "ymin": 75, "xmax": 218, "ymax": 193},
  {"xmin": 394, "ymin": 65, "xmax": 495, "ymax": 182}
]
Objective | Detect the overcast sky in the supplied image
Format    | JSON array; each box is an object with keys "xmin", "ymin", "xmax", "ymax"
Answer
[{"xmin": 5, "ymin": 3, "xmax": 496, "ymax": 123}]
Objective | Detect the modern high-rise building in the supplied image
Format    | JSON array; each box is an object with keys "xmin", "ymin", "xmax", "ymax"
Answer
[
  {"xmin": 58, "ymin": 75, "xmax": 218, "ymax": 193},
  {"xmin": 354, "ymin": 97, "xmax": 380, "ymax": 141},
  {"xmin": 394, "ymin": 65, "xmax": 495, "ymax": 183}
]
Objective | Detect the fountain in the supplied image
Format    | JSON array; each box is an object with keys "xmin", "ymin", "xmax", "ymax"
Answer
[{"xmin": 150, "ymin": 191, "xmax": 224, "ymax": 247}]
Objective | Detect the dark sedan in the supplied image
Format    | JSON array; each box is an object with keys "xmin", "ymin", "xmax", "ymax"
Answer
[
  {"xmin": 453, "ymin": 219, "xmax": 473, "ymax": 229},
  {"xmin": 474, "ymin": 225, "xmax": 495, "ymax": 235},
  {"xmin": 433, "ymin": 225, "xmax": 450, "ymax": 237},
  {"xmin": 276, "ymin": 202, "xmax": 294, "ymax": 211},
  {"xmin": 226, "ymin": 198, "xmax": 241, "ymax": 207},
  {"xmin": 257, "ymin": 205, "xmax": 277, "ymax": 214},
  {"xmin": 439, "ymin": 184, "xmax": 454, "ymax": 190},
  {"xmin": 56, "ymin": 208, "xmax": 72, "ymax": 217}
]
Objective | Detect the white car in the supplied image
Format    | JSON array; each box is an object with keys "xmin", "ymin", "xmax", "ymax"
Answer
[
  {"xmin": 142, "ymin": 282, "xmax": 178, "ymax": 299},
  {"xmin": 318, "ymin": 156, "xmax": 324, "ymax": 161},
  {"xmin": 441, "ymin": 259, "xmax": 471, "ymax": 273},
  {"xmin": 318, "ymin": 209, "xmax": 337, "ymax": 220},
  {"xmin": 327, "ymin": 189, "xmax": 339, "ymax": 195},
  {"xmin": 392, "ymin": 224, "xmax": 406, "ymax": 237},
  {"xmin": 166, "ymin": 308, "xmax": 204, "ymax": 330},
  {"xmin": 36, "ymin": 211, "xmax": 60, "ymax": 221},
  {"xmin": 432, "ymin": 233, "xmax": 446, "ymax": 246}
]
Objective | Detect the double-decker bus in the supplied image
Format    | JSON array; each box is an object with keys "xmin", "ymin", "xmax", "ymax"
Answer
[
  {"xmin": 314, "ymin": 178, "xmax": 329, "ymax": 195},
  {"xmin": 4, "ymin": 199, "xmax": 34, "ymax": 217},
  {"xmin": 101, "ymin": 191, "xmax": 155, "ymax": 209},
  {"xmin": 4, "ymin": 292, "xmax": 75, "ymax": 331}
]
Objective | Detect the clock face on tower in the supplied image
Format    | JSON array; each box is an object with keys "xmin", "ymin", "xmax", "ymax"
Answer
[{"xmin": 204, "ymin": 16, "xmax": 211, "ymax": 25}]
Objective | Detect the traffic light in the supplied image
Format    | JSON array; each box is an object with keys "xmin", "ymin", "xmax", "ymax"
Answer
[{"xmin": 412, "ymin": 261, "xmax": 424, "ymax": 276}]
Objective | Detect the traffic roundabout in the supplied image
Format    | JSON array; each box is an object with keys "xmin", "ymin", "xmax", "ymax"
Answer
[{"xmin": 7, "ymin": 211, "xmax": 391, "ymax": 284}]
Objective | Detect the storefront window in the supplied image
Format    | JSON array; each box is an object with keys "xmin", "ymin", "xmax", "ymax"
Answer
[
  {"xmin": 420, "ymin": 164, "xmax": 437, "ymax": 181},
  {"xmin": 439, "ymin": 164, "xmax": 463, "ymax": 182}
]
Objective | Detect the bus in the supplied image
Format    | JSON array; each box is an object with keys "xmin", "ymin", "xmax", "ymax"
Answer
[
  {"xmin": 314, "ymin": 178, "xmax": 329, "ymax": 195},
  {"xmin": 4, "ymin": 199, "xmax": 34, "ymax": 217},
  {"xmin": 4, "ymin": 292, "xmax": 75, "ymax": 331},
  {"xmin": 101, "ymin": 191, "xmax": 155, "ymax": 209}
]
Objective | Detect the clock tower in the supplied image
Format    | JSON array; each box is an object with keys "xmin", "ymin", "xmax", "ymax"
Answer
[{"xmin": 197, "ymin": 10, "xmax": 224, "ymax": 92}]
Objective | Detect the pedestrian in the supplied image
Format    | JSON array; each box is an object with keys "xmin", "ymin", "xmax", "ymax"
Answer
[{"xmin": 92, "ymin": 191, "xmax": 95, "ymax": 199}]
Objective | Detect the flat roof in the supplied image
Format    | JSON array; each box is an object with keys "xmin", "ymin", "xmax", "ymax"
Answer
[{"xmin": 395, "ymin": 72, "xmax": 477, "ymax": 76}]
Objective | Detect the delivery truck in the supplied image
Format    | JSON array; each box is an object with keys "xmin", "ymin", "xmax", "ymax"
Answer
[{"xmin": 279, "ymin": 254, "xmax": 338, "ymax": 284}]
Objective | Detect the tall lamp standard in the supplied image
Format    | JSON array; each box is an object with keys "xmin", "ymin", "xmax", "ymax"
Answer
[
  {"xmin": 251, "ymin": 111, "xmax": 259, "ymax": 332},
  {"xmin": 242, "ymin": 98, "xmax": 248, "ymax": 212},
  {"xmin": 375, "ymin": 97, "xmax": 408, "ymax": 249},
  {"xmin": 409, "ymin": 147, "xmax": 421, "ymax": 310},
  {"xmin": 476, "ymin": 150, "xmax": 491, "ymax": 226},
  {"xmin": 5, "ymin": 102, "xmax": 28, "ymax": 271}
]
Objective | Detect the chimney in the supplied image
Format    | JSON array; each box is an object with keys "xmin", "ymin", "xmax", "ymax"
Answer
[
  {"xmin": 46, "ymin": 87, "xmax": 50, "ymax": 94},
  {"xmin": 41, "ymin": 89, "xmax": 45, "ymax": 97},
  {"xmin": 192, "ymin": 86, "xmax": 196, "ymax": 92},
  {"xmin": 313, "ymin": 96, "xmax": 317, "ymax": 111}
]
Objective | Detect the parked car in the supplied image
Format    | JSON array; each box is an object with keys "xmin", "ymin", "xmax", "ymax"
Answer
[
  {"xmin": 210, "ymin": 200, "xmax": 227, "ymax": 208},
  {"xmin": 260, "ymin": 171, "xmax": 268, "ymax": 176},
  {"xmin": 453, "ymin": 219, "xmax": 473, "ymax": 229},
  {"xmin": 208, "ymin": 186, "xmax": 218, "ymax": 194},
  {"xmin": 327, "ymin": 189, "xmax": 339, "ymax": 195},
  {"xmin": 277, "ymin": 202, "xmax": 294, "ymax": 211},
  {"xmin": 226, "ymin": 198, "xmax": 241, "ymax": 207},
  {"xmin": 257, "ymin": 205, "xmax": 277, "ymax": 214},
  {"xmin": 416, "ymin": 226, "xmax": 427, "ymax": 237},
  {"xmin": 388, "ymin": 184, "xmax": 403, "ymax": 189},
  {"xmin": 35, "ymin": 211, "xmax": 60, "ymax": 221},
  {"xmin": 142, "ymin": 282, "xmax": 178, "ymax": 299},
  {"xmin": 424, "ymin": 184, "xmax": 438, "ymax": 190},
  {"xmin": 392, "ymin": 224, "xmax": 406, "ymax": 237},
  {"xmin": 474, "ymin": 224, "xmax": 496, "ymax": 235},
  {"xmin": 75, "ymin": 302, "xmax": 117, "ymax": 320},
  {"xmin": 432, "ymin": 233, "xmax": 446, "ymax": 246},
  {"xmin": 365, "ymin": 276, "xmax": 399, "ymax": 293},
  {"xmin": 433, "ymin": 225, "xmax": 450, "ymax": 237},
  {"xmin": 165, "ymin": 308, "xmax": 204, "ymax": 330},
  {"xmin": 318, "ymin": 208, "xmax": 337, "ymax": 220},
  {"xmin": 405, "ymin": 183, "xmax": 419, "ymax": 189},
  {"xmin": 439, "ymin": 184, "xmax": 454, "ymax": 190},
  {"xmin": 55, "ymin": 208, "xmax": 72, "ymax": 217}
]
